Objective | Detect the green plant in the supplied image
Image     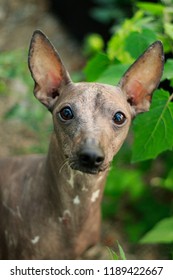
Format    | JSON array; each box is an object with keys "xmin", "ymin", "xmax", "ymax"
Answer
[
  {"xmin": 108, "ymin": 241, "xmax": 126, "ymax": 260},
  {"xmin": 1, "ymin": 1, "xmax": 173, "ymax": 259},
  {"xmin": 84, "ymin": 1, "xmax": 173, "ymax": 257},
  {"xmin": 140, "ymin": 217, "xmax": 173, "ymax": 244},
  {"xmin": 90, "ymin": 0, "xmax": 133, "ymax": 25},
  {"xmin": 0, "ymin": 49, "xmax": 52, "ymax": 154}
]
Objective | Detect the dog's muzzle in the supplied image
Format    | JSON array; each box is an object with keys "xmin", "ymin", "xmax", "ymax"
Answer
[{"xmin": 70, "ymin": 138, "xmax": 105, "ymax": 174}]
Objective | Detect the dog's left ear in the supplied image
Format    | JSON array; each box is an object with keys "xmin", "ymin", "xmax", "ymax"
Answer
[
  {"xmin": 28, "ymin": 30, "xmax": 72, "ymax": 110},
  {"xmin": 119, "ymin": 41, "xmax": 164, "ymax": 115}
]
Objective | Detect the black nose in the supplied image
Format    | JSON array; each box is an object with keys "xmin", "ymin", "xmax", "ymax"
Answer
[{"xmin": 78, "ymin": 141, "xmax": 105, "ymax": 169}]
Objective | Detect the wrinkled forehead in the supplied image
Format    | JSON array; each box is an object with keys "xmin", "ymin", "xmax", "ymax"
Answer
[{"xmin": 58, "ymin": 82, "xmax": 130, "ymax": 113}]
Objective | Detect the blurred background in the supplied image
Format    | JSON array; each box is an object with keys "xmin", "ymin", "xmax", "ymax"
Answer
[{"xmin": 0, "ymin": 0, "xmax": 173, "ymax": 260}]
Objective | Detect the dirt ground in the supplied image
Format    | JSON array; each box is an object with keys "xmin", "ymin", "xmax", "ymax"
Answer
[{"xmin": 0, "ymin": 0, "xmax": 164, "ymax": 260}]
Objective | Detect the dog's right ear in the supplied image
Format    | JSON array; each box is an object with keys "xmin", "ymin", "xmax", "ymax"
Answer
[{"xmin": 28, "ymin": 30, "xmax": 71, "ymax": 110}]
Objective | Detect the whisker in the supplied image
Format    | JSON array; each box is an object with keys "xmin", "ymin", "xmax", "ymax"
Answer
[{"xmin": 59, "ymin": 159, "xmax": 69, "ymax": 174}]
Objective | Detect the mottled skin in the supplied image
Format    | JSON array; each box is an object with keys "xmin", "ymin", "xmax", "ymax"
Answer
[{"xmin": 0, "ymin": 30, "xmax": 164, "ymax": 259}]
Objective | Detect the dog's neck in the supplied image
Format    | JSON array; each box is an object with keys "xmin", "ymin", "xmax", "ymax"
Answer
[
  {"xmin": 41, "ymin": 133, "xmax": 108, "ymax": 255},
  {"xmin": 45, "ymin": 133, "xmax": 108, "ymax": 226}
]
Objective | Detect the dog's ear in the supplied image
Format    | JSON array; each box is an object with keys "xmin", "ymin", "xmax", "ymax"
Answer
[
  {"xmin": 28, "ymin": 30, "xmax": 71, "ymax": 110},
  {"xmin": 118, "ymin": 41, "xmax": 164, "ymax": 115}
]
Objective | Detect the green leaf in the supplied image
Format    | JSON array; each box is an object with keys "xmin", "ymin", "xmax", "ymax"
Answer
[
  {"xmin": 117, "ymin": 241, "xmax": 126, "ymax": 260},
  {"xmin": 163, "ymin": 169, "xmax": 173, "ymax": 191},
  {"xmin": 140, "ymin": 217, "xmax": 173, "ymax": 244},
  {"xmin": 162, "ymin": 59, "xmax": 173, "ymax": 81},
  {"xmin": 107, "ymin": 242, "xmax": 126, "ymax": 260},
  {"xmin": 105, "ymin": 167, "xmax": 145, "ymax": 199},
  {"xmin": 83, "ymin": 34, "xmax": 104, "ymax": 56},
  {"xmin": 96, "ymin": 63, "xmax": 129, "ymax": 85},
  {"xmin": 125, "ymin": 29, "xmax": 157, "ymax": 59},
  {"xmin": 107, "ymin": 247, "xmax": 119, "ymax": 260},
  {"xmin": 137, "ymin": 2, "xmax": 164, "ymax": 16},
  {"xmin": 132, "ymin": 89, "xmax": 173, "ymax": 162},
  {"xmin": 107, "ymin": 11, "xmax": 145, "ymax": 63},
  {"xmin": 164, "ymin": 23, "xmax": 173, "ymax": 40},
  {"xmin": 84, "ymin": 52, "xmax": 110, "ymax": 82}
]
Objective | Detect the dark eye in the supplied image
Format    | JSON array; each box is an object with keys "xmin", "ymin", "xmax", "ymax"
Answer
[
  {"xmin": 59, "ymin": 106, "xmax": 74, "ymax": 121},
  {"xmin": 113, "ymin": 111, "xmax": 126, "ymax": 125}
]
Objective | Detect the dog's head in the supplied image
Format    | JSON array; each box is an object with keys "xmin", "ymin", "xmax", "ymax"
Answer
[{"xmin": 28, "ymin": 30, "xmax": 164, "ymax": 174}]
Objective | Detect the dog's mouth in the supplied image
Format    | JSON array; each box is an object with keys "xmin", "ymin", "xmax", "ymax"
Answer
[
  {"xmin": 69, "ymin": 160, "xmax": 109, "ymax": 175},
  {"xmin": 70, "ymin": 164, "xmax": 100, "ymax": 174}
]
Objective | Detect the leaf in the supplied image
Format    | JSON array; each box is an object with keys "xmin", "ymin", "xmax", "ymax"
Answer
[
  {"xmin": 140, "ymin": 217, "xmax": 173, "ymax": 244},
  {"xmin": 107, "ymin": 11, "xmax": 145, "ymax": 62},
  {"xmin": 163, "ymin": 169, "xmax": 173, "ymax": 191},
  {"xmin": 125, "ymin": 29, "xmax": 157, "ymax": 59},
  {"xmin": 137, "ymin": 2, "xmax": 164, "ymax": 16},
  {"xmin": 164, "ymin": 23, "xmax": 173, "ymax": 40},
  {"xmin": 84, "ymin": 52, "xmax": 110, "ymax": 82},
  {"xmin": 107, "ymin": 247, "xmax": 119, "ymax": 260},
  {"xmin": 162, "ymin": 59, "xmax": 173, "ymax": 81},
  {"xmin": 96, "ymin": 63, "xmax": 129, "ymax": 85},
  {"xmin": 107, "ymin": 241, "xmax": 126, "ymax": 260},
  {"xmin": 83, "ymin": 34, "xmax": 104, "ymax": 55},
  {"xmin": 117, "ymin": 241, "xmax": 126, "ymax": 260},
  {"xmin": 132, "ymin": 89, "xmax": 173, "ymax": 162},
  {"xmin": 105, "ymin": 167, "xmax": 145, "ymax": 199}
]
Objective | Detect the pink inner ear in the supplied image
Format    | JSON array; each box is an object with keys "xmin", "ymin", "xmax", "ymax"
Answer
[
  {"xmin": 47, "ymin": 70, "xmax": 62, "ymax": 89},
  {"xmin": 126, "ymin": 79, "xmax": 150, "ymax": 105}
]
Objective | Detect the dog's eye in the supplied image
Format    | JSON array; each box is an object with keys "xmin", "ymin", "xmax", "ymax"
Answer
[
  {"xmin": 59, "ymin": 106, "xmax": 74, "ymax": 121},
  {"xmin": 113, "ymin": 111, "xmax": 126, "ymax": 125}
]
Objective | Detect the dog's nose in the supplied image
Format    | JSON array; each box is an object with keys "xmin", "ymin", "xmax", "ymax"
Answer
[{"xmin": 79, "ymin": 139, "xmax": 105, "ymax": 169}]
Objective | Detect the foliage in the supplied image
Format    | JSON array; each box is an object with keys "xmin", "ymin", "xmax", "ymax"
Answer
[
  {"xmin": 132, "ymin": 90, "xmax": 173, "ymax": 162},
  {"xmin": 1, "ymin": 0, "xmax": 173, "ymax": 259},
  {"xmin": 0, "ymin": 49, "xmax": 52, "ymax": 154},
  {"xmin": 84, "ymin": 0, "xmax": 173, "ymax": 258},
  {"xmin": 108, "ymin": 241, "xmax": 126, "ymax": 260},
  {"xmin": 140, "ymin": 217, "xmax": 173, "ymax": 244},
  {"xmin": 83, "ymin": 34, "xmax": 105, "ymax": 56},
  {"xmin": 90, "ymin": 0, "xmax": 133, "ymax": 25},
  {"xmin": 84, "ymin": 1, "xmax": 173, "ymax": 162}
]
